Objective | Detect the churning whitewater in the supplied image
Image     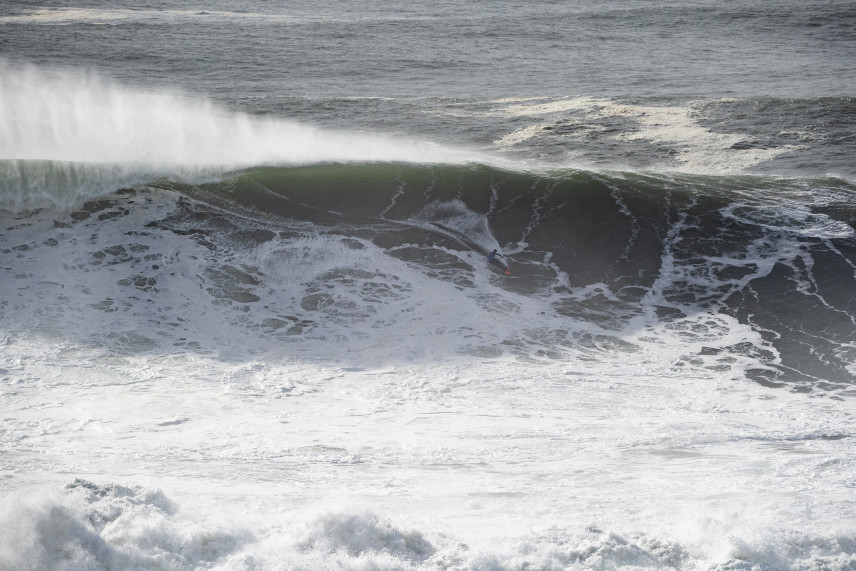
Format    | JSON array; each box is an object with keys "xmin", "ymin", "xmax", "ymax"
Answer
[{"xmin": 2, "ymin": 1, "xmax": 856, "ymax": 569}]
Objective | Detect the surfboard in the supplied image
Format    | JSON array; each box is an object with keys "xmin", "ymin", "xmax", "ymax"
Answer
[
  {"xmin": 489, "ymin": 256, "xmax": 511, "ymax": 275},
  {"xmin": 426, "ymin": 222, "xmax": 511, "ymax": 275}
]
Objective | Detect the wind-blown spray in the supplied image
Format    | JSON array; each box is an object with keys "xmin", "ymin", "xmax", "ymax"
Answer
[{"xmin": 0, "ymin": 62, "xmax": 478, "ymax": 210}]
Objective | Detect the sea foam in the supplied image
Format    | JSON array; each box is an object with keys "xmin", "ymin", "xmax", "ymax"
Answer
[{"xmin": 4, "ymin": 480, "xmax": 855, "ymax": 570}]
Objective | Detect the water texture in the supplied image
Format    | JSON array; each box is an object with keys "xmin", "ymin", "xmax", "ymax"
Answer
[{"xmin": 2, "ymin": 1, "xmax": 856, "ymax": 569}]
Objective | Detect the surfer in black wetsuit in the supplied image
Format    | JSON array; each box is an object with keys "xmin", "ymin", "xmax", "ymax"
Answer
[{"xmin": 488, "ymin": 249, "xmax": 497, "ymax": 263}]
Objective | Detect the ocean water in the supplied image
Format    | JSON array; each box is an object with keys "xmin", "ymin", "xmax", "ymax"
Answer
[{"xmin": 2, "ymin": 1, "xmax": 856, "ymax": 569}]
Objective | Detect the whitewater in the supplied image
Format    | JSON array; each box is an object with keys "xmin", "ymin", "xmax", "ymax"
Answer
[{"xmin": 3, "ymin": 1, "xmax": 856, "ymax": 569}]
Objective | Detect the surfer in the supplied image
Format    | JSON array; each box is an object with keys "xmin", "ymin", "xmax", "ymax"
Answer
[{"xmin": 488, "ymin": 249, "xmax": 511, "ymax": 275}]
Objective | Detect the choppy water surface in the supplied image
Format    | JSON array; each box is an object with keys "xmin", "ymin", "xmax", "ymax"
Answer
[{"xmin": 2, "ymin": 1, "xmax": 856, "ymax": 569}]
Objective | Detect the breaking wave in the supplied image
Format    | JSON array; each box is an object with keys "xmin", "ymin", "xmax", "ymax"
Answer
[
  {"xmin": 3, "ymin": 479, "xmax": 854, "ymax": 570},
  {"xmin": 4, "ymin": 158, "xmax": 856, "ymax": 389},
  {"xmin": 0, "ymin": 62, "xmax": 488, "ymax": 210}
]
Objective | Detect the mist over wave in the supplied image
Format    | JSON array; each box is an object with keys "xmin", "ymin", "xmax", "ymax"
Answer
[{"xmin": 0, "ymin": 62, "xmax": 484, "ymax": 210}]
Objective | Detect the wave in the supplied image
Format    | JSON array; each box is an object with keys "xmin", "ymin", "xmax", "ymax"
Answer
[
  {"xmin": 3, "ymin": 478, "xmax": 854, "ymax": 570},
  {"xmin": 4, "ymin": 63, "xmax": 854, "ymax": 213},
  {"xmin": 189, "ymin": 163, "xmax": 856, "ymax": 386},
  {"xmin": 6, "ymin": 159, "xmax": 845, "ymax": 388},
  {"xmin": 0, "ymin": 62, "xmax": 489, "ymax": 210},
  {"xmin": 3, "ymin": 63, "xmax": 856, "ymax": 387}
]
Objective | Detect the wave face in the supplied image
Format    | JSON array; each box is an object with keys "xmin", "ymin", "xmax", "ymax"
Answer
[
  {"xmin": 187, "ymin": 163, "xmax": 856, "ymax": 388},
  {"xmin": 5, "ymin": 162, "xmax": 855, "ymax": 387}
]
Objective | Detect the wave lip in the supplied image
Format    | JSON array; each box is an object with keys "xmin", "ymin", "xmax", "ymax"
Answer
[
  {"xmin": 0, "ymin": 63, "xmax": 490, "ymax": 210},
  {"xmin": 0, "ymin": 63, "xmax": 479, "ymax": 167}
]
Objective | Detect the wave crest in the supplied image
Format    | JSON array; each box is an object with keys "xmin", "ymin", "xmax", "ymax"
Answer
[{"xmin": 0, "ymin": 62, "xmax": 480, "ymax": 210}]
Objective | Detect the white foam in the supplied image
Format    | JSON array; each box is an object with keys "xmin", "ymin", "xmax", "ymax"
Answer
[
  {"xmin": 609, "ymin": 101, "xmax": 800, "ymax": 174},
  {"xmin": 493, "ymin": 123, "xmax": 554, "ymax": 148},
  {"xmin": 500, "ymin": 96, "xmax": 601, "ymax": 117},
  {"xmin": 0, "ymin": 8, "xmax": 298, "ymax": 25},
  {"xmin": 488, "ymin": 96, "xmax": 804, "ymax": 175},
  {"xmin": 2, "ymin": 179, "xmax": 855, "ymax": 570},
  {"xmin": 0, "ymin": 7, "xmax": 443, "ymax": 26}
]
